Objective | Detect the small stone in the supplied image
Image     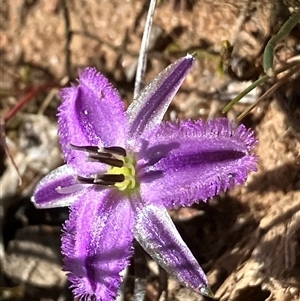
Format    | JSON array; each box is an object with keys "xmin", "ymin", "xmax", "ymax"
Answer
[{"xmin": 3, "ymin": 225, "xmax": 66, "ymax": 288}]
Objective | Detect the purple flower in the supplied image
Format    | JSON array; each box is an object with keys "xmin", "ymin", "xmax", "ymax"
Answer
[{"xmin": 32, "ymin": 54, "xmax": 257, "ymax": 301}]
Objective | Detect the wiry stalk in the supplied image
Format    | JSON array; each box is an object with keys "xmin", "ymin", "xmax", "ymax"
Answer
[{"xmin": 133, "ymin": 1, "xmax": 157, "ymax": 301}]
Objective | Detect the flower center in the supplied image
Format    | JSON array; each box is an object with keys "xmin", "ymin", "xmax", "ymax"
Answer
[
  {"xmin": 71, "ymin": 144, "xmax": 138, "ymax": 192},
  {"xmin": 106, "ymin": 156, "xmax": 136, "ymax": 191}
]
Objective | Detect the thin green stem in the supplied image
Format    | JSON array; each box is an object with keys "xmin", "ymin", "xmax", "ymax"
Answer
[
  {"xmin": 263, "ymin": 13, "xmax": 300, "ymax": 76},
  {"xmin": 222, "ymin": 62, "xmax": 298, "ymax": 114},
  {"xmin": 237, "ymin": 63, "xmax": 300, "ymax": 121},
  {"xmin": 222, "ymin": 75, "xmax": 268, "ymax": 113}
]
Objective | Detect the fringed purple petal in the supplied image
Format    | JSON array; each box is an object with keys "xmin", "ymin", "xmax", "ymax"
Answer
[
  {"xmin": 62, "ymin": 189, "xmax": 134, "ymax": 301},
  {"xmin": 126, "ymin": 54, "xmax": 195, "ymax": 141},
  {"xmin": 133, "ymin": 199, "xmax": 209, "ymax": 294},
  {"xmin": 31, "ymin": 165, "xmax": 88, "ymax": 208},
  {"xmin": 59, "ymin": 68, "xmax": 127, "ymax": 172},
  {"xmin": 138, "ymin": 118, "xmax": 257, "ymax": 208}
]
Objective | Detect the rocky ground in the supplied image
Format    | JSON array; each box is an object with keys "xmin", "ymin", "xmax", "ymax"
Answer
[{"xmin": 0, "ymin": 0, "xmax": 300, "ymax": 301}]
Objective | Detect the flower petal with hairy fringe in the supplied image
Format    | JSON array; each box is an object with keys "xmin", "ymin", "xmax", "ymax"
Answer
[
  {"xmin": 137, "ymin": 118, "xmax": 257, "ymax": 208},
  {"xmin": 59, "ymin": 68, "xmax": 127, "ymax": 173},
  {"xmin": 62, "ymin": 188, "xmax": 134, "ymax": 301}
]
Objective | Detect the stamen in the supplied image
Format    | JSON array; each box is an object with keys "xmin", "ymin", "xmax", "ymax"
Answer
[
  {"xmin": 77, "ymin": 176, "xmax": 113, "ymax": 186},
  {"xmin": 103, "ymin": 146, "xmax": 127, "ymax": 157},
  {"xmin": 77, "ymin": 174, "xmax": 125, "ymax": 186},
  {"xmin": 88, "ymin": 155, "xmax": 124, "ymax": 167},
  {"xmin": 100, "ymin": 174, "xmax": 125, "ymax": 183},
  {"xmin": 115, "ymin": 175, "xmax": 136, "ymax": 191},
  {"xmin": 70, "ymin": 144, "xmax": 100, "ymax": 154},
  {"xmin": 70, "ymin": 143, "xmax": 126, "ymax": 157},
  {"xmin": 77, "ymin": 175, "xmax": 96, "ymax": 184}
]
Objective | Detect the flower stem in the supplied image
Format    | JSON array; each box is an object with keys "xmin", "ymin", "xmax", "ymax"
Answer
[{"xmin": 133, "ymin": 0, "xmax": 157, "ymax": 98}]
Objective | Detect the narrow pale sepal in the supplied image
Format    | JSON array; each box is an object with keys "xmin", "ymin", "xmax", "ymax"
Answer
[
  {"xmin": 138, "ymin": 118, "xmax": 257, "ymax": 208},
  {"xmin": 62, "ymin": 189, "xmax": 134, "ymax": 301},
  {"xmin": 133, "ymin": 199, "xmax": 209, "ymax": 293},
  {"xmin": 31, "ymin": 165, "xmax": 86, "ymax": 208},
  {"xmin": 127, "ymin": 54, "xmax": 195, "ymax": 140}
]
